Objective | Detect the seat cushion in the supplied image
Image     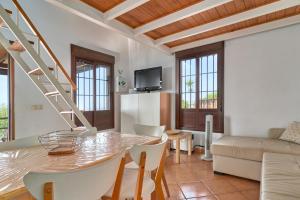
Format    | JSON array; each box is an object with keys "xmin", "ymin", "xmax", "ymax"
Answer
[
  {"xmin": 125, "ymin": 161, "xmax": 139, "ymax": 169},
  {"xmin": 261, "ymin": 153, "xmax": 300, "ymax": 200},
  {"xmin": 211, "ymin": 136, "xmax": 265, "ymax": 161},
  {"xmin": 105, "ymin": 168, "xmax": 155, "ymax": 198},
  {"xmin": 212, "ymin": 136, "xmax": 300, "ymax": 162}
]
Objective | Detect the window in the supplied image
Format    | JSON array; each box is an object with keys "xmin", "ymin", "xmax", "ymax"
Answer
[
  {"xmin": 72, "ymin": 45, "xmax": 114, "ymax": 131},
  {"xmin": 0, "ymin": 66, "xmax": 9, "ymax": 142},
  {"xmin": 176, "ymin": 42, "xmax": 224, "ymax": 132},
  {"xmin": 199, "ymin": 54, "xmax": 218, "ymax": 109},
  {"xmin": 0, "ymin": 55, "xmax": 14, "ymax": 142},
  {"xmin": 180, "ymin": 58, "xmax": 196, "ymax": 109},
  {"xmin": 95, "ymin": 65, "xmax": 110, "ymax": 111},
  {"xmin": 76, "ymin": 61, "xmax": 94, "ymax": 111}
]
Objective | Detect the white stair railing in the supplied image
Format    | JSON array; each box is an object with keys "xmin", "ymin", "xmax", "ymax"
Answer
[{"xmin": 0, "ymin": 2, "xmax": 96, "ymax": 134}]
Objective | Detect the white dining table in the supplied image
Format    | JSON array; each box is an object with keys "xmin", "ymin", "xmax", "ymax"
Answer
[{"xmin": 0, "ymin": 131, "xmax": 160, "ymax": 199}]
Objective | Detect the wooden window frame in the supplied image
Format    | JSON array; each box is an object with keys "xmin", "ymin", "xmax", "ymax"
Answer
[
  {"xmin": 71, "ymin": 44, "xmax": 115, "ymax": 130},
  {"xmin": 175, "ymin": 42, "xmax": 224, "ymax": 133},
  {"xmin": 0, "ymin": 55, "xmax": 15, "ymax": 141}
]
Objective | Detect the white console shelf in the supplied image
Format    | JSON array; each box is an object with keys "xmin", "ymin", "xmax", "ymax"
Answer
[{"xmin": 121, "ymin": 92, "xmax": 170, "ymax": 134}]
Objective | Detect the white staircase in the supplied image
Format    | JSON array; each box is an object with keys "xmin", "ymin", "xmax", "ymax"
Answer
[{"xmin": 0, "ymin": 1, "xmax": 96, "ymax": 134}]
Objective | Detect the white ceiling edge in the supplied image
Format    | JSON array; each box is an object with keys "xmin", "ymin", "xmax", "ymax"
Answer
[
  {"xmin": 45, "ymin": 0, "xmax": 171, "ymax": 55},
  {"xmin": 104, "ymin": 0, "xmax": 150, "ymax": 20},
  {"xmin": 170, "ymin": 15, "xmax": 300, "ymax": 53}
]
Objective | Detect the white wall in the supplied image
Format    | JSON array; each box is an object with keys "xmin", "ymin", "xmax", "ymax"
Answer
[{"xmin": 224, "ymin": 23, "xmax": 300, "ymax": 137}]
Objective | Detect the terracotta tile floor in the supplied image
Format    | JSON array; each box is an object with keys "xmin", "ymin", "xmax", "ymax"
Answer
[{"xmin": 163, "ymin": 151, "xmax": 260, "ymax": 200}]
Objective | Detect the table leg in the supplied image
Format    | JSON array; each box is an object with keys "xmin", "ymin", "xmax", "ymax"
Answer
[
  {"xmin": 166, "ymin": 140, "xmax": 170, "ymax": 157},
  {"xmin": 162, "ymin": 173, "xmax": 170, "ymax": 197},
  {"xmin": 188, "ymin": 135, "xmax": 192, "ymax": 156},
  {"xmin": 176, "ymin": 138, "xmax": 180, "ymax": 164}
]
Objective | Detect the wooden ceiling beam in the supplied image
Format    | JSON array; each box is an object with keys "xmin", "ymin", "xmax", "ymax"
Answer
[
  {"xmin": 46, "ymin": 0, "xmax": 171, "ymax": 54},
  {"xmin": 104, "ymin": 0, "xmax": 150, "ymax": 20},
  {"xmin": 155, "ymin": 0, "xmax": 300, "ymax": 45},
  {"xmin": 170, "ymin": 15, "xmax": 300, "ymax": 52},
  {"xmin": 134, "ymin": 0, "xmax": 232, "ymax": 35}
]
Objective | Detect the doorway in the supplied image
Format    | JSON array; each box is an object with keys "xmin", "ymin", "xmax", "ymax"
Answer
[{"xmin": 71, "ymin": 45, "xmax": 114, "ymax": 131}]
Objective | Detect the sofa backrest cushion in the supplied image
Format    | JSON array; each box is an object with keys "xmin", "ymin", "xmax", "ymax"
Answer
[
  {"xmin": 279, "ymin": 122, "xmax": 300, "ymax": 144},
  {"xmin": 268, "ymin": 128, "xmax": 285, "ymax": 139}
]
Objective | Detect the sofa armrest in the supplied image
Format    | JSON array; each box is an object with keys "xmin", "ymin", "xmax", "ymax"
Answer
[{"xmin": 268, "ymin": 128, "xmax": 285, "ymax": 139}]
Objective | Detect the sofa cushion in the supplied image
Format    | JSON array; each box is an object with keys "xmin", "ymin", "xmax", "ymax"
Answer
[
  {"xmin": 261, "ymin": 153, "xmax": 300, "ymax": 200},
  {"xmin": 211, "ymin": 136, "xmax": 264, "ymax": 161},
  {"xmin": 211, "ymin": 136, "xmax": 300, "ymax": 162},
  {"xmin": 279, "ymin": 122, "xmax": 300, "ymax": 144}
]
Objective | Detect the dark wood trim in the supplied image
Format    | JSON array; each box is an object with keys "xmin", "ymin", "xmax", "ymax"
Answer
[
  {"xmin": 175, "ymin": 42, "xmax": 224, "ymax": 59},
  {"xmin": 9, "ymin": 55, "xmax": 15, "ymax": 140},
  {"xmin": 175, "ymin": 42, "xmax": 224, "ymax": 132},
  {"xmin": 71, "ymin": 44, "xmax": 115, "ymax": 65},
  {"xmin": 0, "ymin": 55, "xmax": 15, "ymax": 140},
  {"xmin": 175, "ymin": 58, "xmax": 180, "ymax": 130},
  {"xmin": 71, "ymin": 44, "xmax": 115, "ymax": 130}
]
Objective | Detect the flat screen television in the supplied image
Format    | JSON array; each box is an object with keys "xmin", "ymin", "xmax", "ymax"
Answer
[{"xmin": 134, "ymin": 66, "xmax": 162, "ymax": 92}]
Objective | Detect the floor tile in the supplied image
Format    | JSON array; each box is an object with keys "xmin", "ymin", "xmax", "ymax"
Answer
[
  {"xmin": 203, "ymin": 179, "xmax": 239, "ymax": 195},
  {"xmin": 165, "ymin": 152, "xmax": 261, "ymax": 200},
  {"xmin": 187, "ymin": 195, "xmax": 217, "ymax": 200},
  {"xmin": 165, "ymin": 183, "xmax": 186, "ymax": 199},
  {"xmin": 216, "ymin": 192, "xmax": 248, "ymax": 200},
  {"xmin": 240, "ymin": 189, "xmax": 260, "ymax": 200},
  {"xmin": 228, "ymin": 178, "xmax": 260, "ymax": 191},
  {"xmin": 179, "ymin": 182, "xmax": 211, "ymax": 198}
]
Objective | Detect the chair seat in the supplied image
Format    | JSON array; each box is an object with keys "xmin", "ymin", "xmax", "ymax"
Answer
[
  {"xmin": 105, "ymin": 168, "xmax": 155, "ymax": 198},
  {"xmin": 125, "ymin": 161, "xmax": 139, "ymax": 169}
]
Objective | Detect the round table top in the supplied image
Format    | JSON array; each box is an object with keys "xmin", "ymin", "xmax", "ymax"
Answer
[
  {"xmin": 166, "ymin": 130, "xmax": 181, "ymax": 135},
  {"xmin": 166, "ymin": 130, "xmax": 192, "ymax": 140}
]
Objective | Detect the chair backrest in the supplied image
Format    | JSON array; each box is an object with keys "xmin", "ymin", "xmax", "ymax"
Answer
[
  {"xmin": 134, "ymin": 124, "xmax": 166, "ymax": 137},
  {"xmin": 23, "ymin": 152, "xmax": 124, "ymax": 200},
  {"xmin": 0, "ymin": 135, "xmax": 40, "ymax": 151},
  {"xmin": 129, "ymin": 134, "xmax": 168, "ymax": 171}
]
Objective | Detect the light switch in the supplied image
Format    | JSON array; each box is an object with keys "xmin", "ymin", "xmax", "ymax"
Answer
[{"xmin": 31, "ymin": 104, "xmax": 43, "ymax": 110}]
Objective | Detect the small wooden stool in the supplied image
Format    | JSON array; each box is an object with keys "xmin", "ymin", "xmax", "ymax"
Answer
[{"xmin": 166, "ymin": 130, "xmax": 192, "ymax": 164}]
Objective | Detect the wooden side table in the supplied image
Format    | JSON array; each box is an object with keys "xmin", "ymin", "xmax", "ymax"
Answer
[{"xmin": 166, "ymin": 130, "xmax": 193, "ymax": 164}]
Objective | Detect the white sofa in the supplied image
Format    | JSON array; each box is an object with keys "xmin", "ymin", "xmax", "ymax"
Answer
[
  {"xmin": 211, "ymin": 128, "xmax": 300, "ymax": 200},
  {"xmin": 261, "ymin": 152, "xmax": 300, "ymax": 200}
]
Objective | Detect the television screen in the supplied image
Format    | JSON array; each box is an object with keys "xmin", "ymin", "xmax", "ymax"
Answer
[{"xmin": 134, "ymin": 66, "xmax": 162, "ymax": 91}]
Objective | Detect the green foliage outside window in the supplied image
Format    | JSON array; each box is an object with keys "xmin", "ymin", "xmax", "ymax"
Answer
[{"xmin": 0, "ymin": 104, "xmax": 8, "ymax": 141}]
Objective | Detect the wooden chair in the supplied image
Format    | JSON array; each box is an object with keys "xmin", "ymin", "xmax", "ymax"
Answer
[
  {"xmin": 133, "ymin": 124, "xmax": 166, "ymax": 137},
  {"xmin": 23, "ymin": 151, "xmax": 125, "ymax": 200},
  {"xmin": 104, "ymin": 134, "xmax": 168, "ymax": 200},
  {"xmin": 130, "ymin": 124, "xmax": 170, "ymax": 197},
  {"xmin": 0, "ymin": 135, "xmax": 40, "ymax": 151}
]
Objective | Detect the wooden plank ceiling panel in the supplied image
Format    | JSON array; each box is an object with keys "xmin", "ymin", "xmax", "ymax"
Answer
[
  {"xmin": 116, "ymin": 0, "xmax": 202, "ymax": 28},
  {"xmin": 146, "ymin": 0, "xmax": 278, "ymax": 39},
  {"xmin": 80, "ymin": 0, "xmax": 125, "ymax": 12},
  {"xmin": 166, "ymin": 5, "xmax": 300, "ymax": 48}
]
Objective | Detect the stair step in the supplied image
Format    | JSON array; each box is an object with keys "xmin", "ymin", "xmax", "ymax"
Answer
[
  {"xmin": 73, "ymin": 127, "xmax": 87, "ymax": 131},
  {"xmin": 8, "ymin": 40, "xmax": 34, "ymax": 52},
  {"xmin": 8, "ymin": 41, "xmax": 25, "ymax": 52},
  {"xmin": 28, "ymin": 67, "xmax": 54, "ymax": 75},
  {"xmin": 60, "ymin": 111, "xmax": 74, "ymax": 114},
  {"xmin": 44, "ymin": 91, "xmax": 60, "ymax": 96},
  {"xmin": 0, "ymin": 9, "xmax": 12, "ymax": 27}
]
